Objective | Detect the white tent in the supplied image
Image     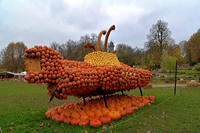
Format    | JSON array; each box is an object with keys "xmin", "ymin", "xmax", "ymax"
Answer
[{"xmin": 7, "ymin": 72, "xmax": 26, "ymax": 78}]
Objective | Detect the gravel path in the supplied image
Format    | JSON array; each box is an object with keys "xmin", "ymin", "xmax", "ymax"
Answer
[{"xmin": 152, "ymin": 84, "xmax": 186, "ymax": 88}]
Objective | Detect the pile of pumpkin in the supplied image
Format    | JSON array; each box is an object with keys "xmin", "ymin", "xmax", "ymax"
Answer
[
  {"xmin": 45, "ymin": 95, "xmax": 155, "ymax": 127},
  {"xmin": 24, "ymin": 25, "xmax": 154, "ymax": 127}
]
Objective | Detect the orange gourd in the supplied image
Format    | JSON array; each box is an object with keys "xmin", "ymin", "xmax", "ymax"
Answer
[
  {"xmin": 64, "ymin": 118, "xmax": 71, "ymax": 123},
  {"xmin": 70, "ymin": 119, "xmax": 80, "ymax": 125},
  {"xmin": 109, "ymin": 111, "xmax": 121, "ymax": 120},
  {"xmin": 90, "ymin": 119, "xmax": 102, "ymax": 127},
  {"xmin": 79, "ymin": 119, "xmax": 89, "ymax": 126},
  {"xmin": 52, "ymin": 115, "xmax": 64, "ymax": 122},
  {"xmin": 120, "ymin": 110, "xmax": 127, "ymax": 116},
  {"xmin": 126, "ymin": 107, "xmax": 133, "ymax": 114},
  {"xmin": 100, "ymin": 116, "xmax": 111, "ymax": 124}
]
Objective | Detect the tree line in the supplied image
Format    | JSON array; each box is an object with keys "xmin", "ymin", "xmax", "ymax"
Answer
[{"xmin": 0, "ymin": 20, "xmax": 200, "ymax": 72}]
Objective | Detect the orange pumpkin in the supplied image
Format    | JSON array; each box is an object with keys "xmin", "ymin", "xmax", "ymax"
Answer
[
  {"xmin": 79, "ymin": 119, "xmax": 89, "ymax": 126},
  {"xmin": 70, "ymin": 119, "xmax": 80, "ymax": 125},
  {"xmin": 90, "ymin": 119, "xmax": 102, "ymax": 127},
  {"xmin": 100, "ymin": 116, "xmax": 111, "ymax": 124},
  {"xmin": 101, "ymin": 108, "xmax": 110, "ymax": 116},
  {"xmin": 50, "ymin": 110, "xmax": 58, "ymax": 117},
  {"xmin": 52, "ymin": 115, "xmax": 64, "ymax": 122},
  {"xmin": 80, "ymin": 113, "xmax": 88, "ymax": 120},
  {"xmin": 71, "ymin": 112, "xmax": 80, "ymax": 119},
  {"xmin": 109, "ymin": 111, "xmax": 121, "ymax": 120},
  {"xmin": 120, "ymin": 110, "xmax": 127, "ymax": 116},
  {"xmin": 64, "ymin": 118, "xmax": 71, "ymax": 123},
  {"xmin": 126, "ymin": 107, "xmax": 133, "ymax": 114}
]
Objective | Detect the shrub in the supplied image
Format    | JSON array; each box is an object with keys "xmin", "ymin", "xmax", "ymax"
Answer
[
  {"xmin": 193, "ymin": 63, "xmax": 200, "ymax": 71},
  {"xmin": 160, "ymin": 50, "xmax": 176, "ymax": 72}
]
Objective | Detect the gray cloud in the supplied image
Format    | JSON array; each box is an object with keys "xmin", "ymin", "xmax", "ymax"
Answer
[{"xmin": 0, "ymin": 0, "xmax": 200, "ymax": 50}]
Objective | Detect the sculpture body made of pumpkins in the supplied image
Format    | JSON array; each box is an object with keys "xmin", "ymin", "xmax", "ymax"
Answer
[{"xmin": 24, "ymin": 25, "xmax": 152, "ymax": 100}]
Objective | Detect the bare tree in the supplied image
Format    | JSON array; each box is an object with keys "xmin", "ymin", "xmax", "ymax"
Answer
[
  {"xmin": 50, "ymin": 42, "xmax": 60, "ymax": 51},
  {"xmin": 0, "ymin": 49, "xmax": 5, "ymax": 69},
  {"xmin": 108, "ymin": 41, "xmax": 115, "ymax": 53},
  {"xmin": 146, "ymin": 20, "xmax": 174, "ymax": 52},
  {"xmin": 179, "ymin": 40, "xmax": 188, "ymax": 58},
  {"xmin": 145, "ymin": 20, "xmax": 174, "ymax": 68}
]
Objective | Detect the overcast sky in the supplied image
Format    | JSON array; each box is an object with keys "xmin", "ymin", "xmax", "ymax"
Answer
[{"xmin": 0, "ymin": 0, "xmax": 200, "ymax": 50}]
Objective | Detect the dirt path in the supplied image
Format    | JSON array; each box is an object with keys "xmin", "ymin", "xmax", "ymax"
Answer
[{"xmin": 152, "ymin": 84, "xmax": 186, "ymax": 88}]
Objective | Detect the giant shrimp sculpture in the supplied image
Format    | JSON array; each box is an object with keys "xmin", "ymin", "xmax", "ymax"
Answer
[
  {"xmin": 24, "ymin": 25, "xmax": 152, "ymax": 105},
  {"xmin": 24, "ymin": 25, "xmax": 153, "ymax": 126}
]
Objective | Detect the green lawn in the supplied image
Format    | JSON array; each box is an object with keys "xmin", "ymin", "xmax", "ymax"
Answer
[
  {"xmin": 1, "ymin": 80, "xmax": 200, "ymax": 133},
  {"xmin": 150, "ymin": 80, "xmax": 167, "ymax": 85},
  {"xmin": 177, "ymin": 69, "xmax": 199, "ymax": 74}
]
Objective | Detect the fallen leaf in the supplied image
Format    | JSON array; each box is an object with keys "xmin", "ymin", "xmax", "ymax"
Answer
[
  {"xmin": 47, "ymin": 123, "xmax": 51, "ymax": 127},
  {"xmin": 40, "ymin": 122, "xmax": 44, "ymax": 127},
  {"xmin": 84, "ymin": 128, "xmax": 88, "ymax": 133},
  {"xmin": 102, "ymin": 125, "xmax": 107, "ymax": 132}
]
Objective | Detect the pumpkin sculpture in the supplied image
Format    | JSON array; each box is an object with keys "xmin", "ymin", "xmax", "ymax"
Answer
[{"xmin": 24, "ymin": 25, "xmax": 154, "ymax": 127}]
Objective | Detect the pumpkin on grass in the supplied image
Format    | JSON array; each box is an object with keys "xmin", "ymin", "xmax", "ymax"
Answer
[
  {"xmin": 100, "ymin": 116, "xmax": 111, "ymax": 124},
  {"xmin": 109, "ymin": 111, "xmax": 121, "ymax": 120},
  {"xmin": 126, "ymin": 107, "xmax": 134, "ymax": 114},
  {"xmin": 70, "ymin": 119, "xmax": 80, "ymax": 125},
  {"xmin": 64, "ymin": 118, "xmax": 71, "ymax": 124},
  {"xmin": 79, "ymin": 119, "xmax": 89, "ymax": 126},
  {"xmin": 45, "ymin": 94, "xmax": 155, "ymax": 127},
  {"xmin": 52, "ymin": 115, "xmax": 64, "ymax": 122},
  {"xmin": 90, "ymin": 119, "xmax": 102, "ymax": 127},
  {"xmin": 120, "ymin": 110, "xmax": 127, "ymax": 116}
]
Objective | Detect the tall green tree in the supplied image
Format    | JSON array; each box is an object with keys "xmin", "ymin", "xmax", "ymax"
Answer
[
  {"xmin": 132, "ymin": 47, "xmax": 145, "ymax": 65},
  {"xmin": 160, "ymin": 50, "xmax": 176, "ymax": 72},
  {"xmin": 115, "ymin": 44, "xmax": 135, "ymax": 66}
]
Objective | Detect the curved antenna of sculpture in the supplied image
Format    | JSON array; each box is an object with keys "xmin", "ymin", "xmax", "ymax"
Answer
[
  {"xmin": 97, "ymin": 30, "xmax": 107, "ymax": 51},
  {"xmin": 104, "ymin": 25, "xmax": 115, "ymax": 52}
]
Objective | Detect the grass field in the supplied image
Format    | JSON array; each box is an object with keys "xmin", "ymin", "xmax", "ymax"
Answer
[
  {"xmin": 1, "ymin": 80, "xmax": 200, "ymax": 133},
  {"xmin": 149, "ymin": 80, "xmax": 167, "ymax": 85}
]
